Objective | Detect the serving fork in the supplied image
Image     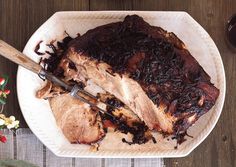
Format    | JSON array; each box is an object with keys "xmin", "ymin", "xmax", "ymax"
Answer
[{"xmin": 0, "ymin": 40, "xmax": 118, "ymax": 119}]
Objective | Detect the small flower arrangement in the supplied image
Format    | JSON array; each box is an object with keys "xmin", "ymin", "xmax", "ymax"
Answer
[{"xmin": 0, "ymin": 76, "xmax": 19, "ymax": 143}]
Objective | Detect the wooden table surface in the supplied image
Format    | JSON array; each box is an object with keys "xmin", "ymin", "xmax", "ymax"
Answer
[{"xmin": 0, "ymin": 0, "xmax": 235, "ymax": 166}]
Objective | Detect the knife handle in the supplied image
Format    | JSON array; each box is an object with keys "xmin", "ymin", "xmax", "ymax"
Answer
[{"xmin": 0, "ymin": 40, "xmax": 42, "ymax": 74}]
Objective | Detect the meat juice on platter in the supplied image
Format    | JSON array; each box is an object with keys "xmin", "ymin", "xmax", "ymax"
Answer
[{"xmin": 35, "ymin": 15, "xmax": 219, "ymax": 148}]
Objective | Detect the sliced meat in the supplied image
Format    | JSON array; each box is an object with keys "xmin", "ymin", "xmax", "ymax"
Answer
[
  {"xmin": 65, "ymin": 15, "xmax": 219, "ymax": 135},
  {"xmin": 49, "ymin": 94, "xmax": 105, "ymax": 144},
  {"xmin": 67, "ymin": 51, "xmax": 174, "ymax": 133},
  {"xmin": 36, "ymin": 81, "xmax": 52, "ymax": 99},
  {"xmin": 36, "ymin": 81, "xmax": 66, "ymax": 99}
]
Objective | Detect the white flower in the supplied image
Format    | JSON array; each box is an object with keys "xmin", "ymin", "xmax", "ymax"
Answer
[
  {"xmin": 7, "ymin": 120, "xmax": 19, "ymax": 129},
  {"xmin": 9, "ymin": 116, "xmax": 15, "ymax": 121},
  {"xmin": 13, "ymin": 120, "xmax": 19, "ymax": 128},
  {"xmin": 0, "ymin": 119, "xmax": 5, "ymax": 126},
  {"xmin": 7, "ymin": 124, "xmax": 14, "ymax": 129}
]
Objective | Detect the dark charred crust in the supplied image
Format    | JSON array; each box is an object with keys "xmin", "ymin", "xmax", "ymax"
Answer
[
  {"xmin": 77, "ymin": 81, "xmax": 86, "ymax": 89},
  {"xmin": 69, "ymin": 15, "xmax": 219, "ymax": 139},
  {"xmin": 104, "ymin": 114, "xmax": 151, "ymax": 145},
  {"xmin": 172, "ymin": 131, "xmax": 193, "ymax": 145},
  {"xmin": 34, "ymin": 40, "xmax": 44, "ymax": 55},
  {"xmin": 38, "ymin": 35, "xmax": 74, "ymax": 74},
  {"xmin": 152, "ymin": 137, "xmax": 157, "ymax": 144},
  {"xmin": 105, "ymin": 97, "xmax": 124, "ymax": 109},
  {"xmin": 101, "ymin": 97, "xmax": 153, "ymax": 145},
  {"xmin": 57, "ymin": 36, "xmax": 74, "ymax": 51},
  {"xmin": 68, "ymin": 61, "xmax": 77, "ymax": 71},
  {"xmin": 53, "ymin": 67, "xmax": 65, "ymax": 78},
  {"xmin": 46, "ymin": 43, "xmax": 57, "ymax": 53},
  {"xmin": 37, "ymin": 15, "xmax": 220, "ymax": 146}
]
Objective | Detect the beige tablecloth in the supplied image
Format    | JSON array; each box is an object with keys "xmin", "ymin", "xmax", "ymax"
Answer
[{"xmin": 0, "ymin": 129, "xmax": 164, "ymax": 167}]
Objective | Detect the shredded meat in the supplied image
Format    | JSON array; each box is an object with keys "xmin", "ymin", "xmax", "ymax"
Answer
[
  {"xmin": 66, "ymin": 15, "xmax": 219, "ymax": 135},
  {"xmin": 36, "ymin": 15, "xmax": 220, "ymax": 145}
]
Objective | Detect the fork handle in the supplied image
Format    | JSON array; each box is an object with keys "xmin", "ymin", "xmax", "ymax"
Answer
[{"xmin": 0, "ymin": 40, "xmax": 42, "ymax": 74}]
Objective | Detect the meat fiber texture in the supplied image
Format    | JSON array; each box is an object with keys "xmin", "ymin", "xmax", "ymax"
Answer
[
  {"xmin": 66, "ymin": 15, "xmax": 219, "ymax": 136},
  {"xmin": 36, "ymin": 81, "xmax": 105, "ymax": 144}
]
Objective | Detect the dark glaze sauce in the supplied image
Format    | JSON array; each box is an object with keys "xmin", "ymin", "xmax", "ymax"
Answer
[
  {"xmin": 34, "ymin": 41, "xmax": 44, "ymax": 55},
  {"xmin": 34, "ymin": 15, "xmax": 219, "ymax": 146},
  {"xmin": 72, "ymin": 15, "xmax": 219, "ymax": 140},
  {"xmin": 35, "ymin": 37, "xmax": 155, "ymax": 145},
  {"xmin": 101, "ymin": 97, "xmax": 154, "ymax": 145},
  {"xmin": 81, "ymin": 30, "xmax": 187, "ymax": 108},
  {"xmin": 36, "ymin": 35, "xmax": 73, "ymax": 75},
  {"xmin": 74, "ymin": 16, "xmax": 200, "ymax": 108},
  {"xmin": 45, "ymin": 36, "xmax": 73, "ymax": 74}
]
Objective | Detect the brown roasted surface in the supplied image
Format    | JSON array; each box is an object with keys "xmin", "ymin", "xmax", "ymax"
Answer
[
  {"xmin": 37, "ymin": 15, "xmax": 219, "ymax": 144},
  {"xmin": 66, "ymin": 15, "xmax": 219, "ymax": 135}
]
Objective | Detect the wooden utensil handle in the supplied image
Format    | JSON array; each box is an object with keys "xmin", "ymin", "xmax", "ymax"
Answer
[{"xmin": 0, "ymin": 40, "xmax": 42, "ymax": 74}]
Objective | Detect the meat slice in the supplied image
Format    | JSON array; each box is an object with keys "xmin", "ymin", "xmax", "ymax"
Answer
[
  {"xmin": 66, "ymin": 15, "xmax": 219, "ymax": 135},
  {"xmin": 67, "ymin": 51, "xmax": 174, "ymax": 133},
  {"xmin": 49, "ymin": 93, "xmax": 105, "ymax": 144},
  {"xmin": 37, "ymin": 82, "xmax": 105, "ymax": 144},
  {"xmin": 55, "ymin": 57, "xmax": 154, "ymax": 144}
]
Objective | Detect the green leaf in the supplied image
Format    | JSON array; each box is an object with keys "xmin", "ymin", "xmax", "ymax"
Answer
[
  {"xmin": 2, "ymin": 93, "xmax": 6, "ymax": 98},
  {"xmin": 0, "ymin": 98, "xmax": 6, "ymax": 105}
]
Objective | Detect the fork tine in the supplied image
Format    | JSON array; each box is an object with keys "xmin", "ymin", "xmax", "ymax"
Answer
[
  {"xmin": 70, "ymin": 85, "xmax": 117, "ymax": 117},
  {"xmin": 72, "ymin": 91, "xmax": 118, "ymax": 119},
  {"xmin": 43, "ymin": 70, "xmax": 120, "ymax": 115},
  {"xmin": 73, "ymin": 93, "xmax": 105, "ymax": 113},
  {"xmin": 77, "ymin": 86, "xmax": 98, "ymax": 99},
  {"xmin": 74, "ymin": 85, "xmax": 120, "ymax": 110}
]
